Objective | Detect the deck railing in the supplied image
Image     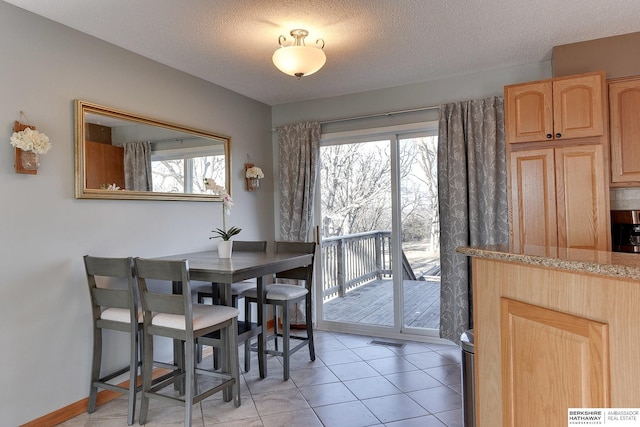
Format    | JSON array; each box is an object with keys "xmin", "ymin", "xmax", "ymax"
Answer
[{"xmin": 320, "ymin": 231, "xmax": 394, "ymax": 301}]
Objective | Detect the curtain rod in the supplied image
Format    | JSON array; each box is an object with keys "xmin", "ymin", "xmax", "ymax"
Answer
[
  {"xmin": 272, "ymin": 104, "xmax": 440, "ymax": 131},
  {"xmin": 148, "ymin": 136, "xmax": 205, "ymax": 144},
  {"xmin": 319, "ymin": 105, "xmax": 439, "ymax": 125}
]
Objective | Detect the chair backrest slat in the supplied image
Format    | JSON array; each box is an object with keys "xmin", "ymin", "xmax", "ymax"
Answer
[
  {"xmin": 92, "ymin": 288, "xmax": 130, "ymax": 309},
  {"xmin": 85, "ymin": 256, "xmax": 133, "ymax": 278},
  {"xmin": 233, "ymin": 240, "xmax": 267, "ymax": 252},
  {"xmin": 135, "ymin": 258, "xmax": 188, "ymax": 282},
  {"xmin": 144, "ymin": 292, "xmax": 185, "ymax": 315}
]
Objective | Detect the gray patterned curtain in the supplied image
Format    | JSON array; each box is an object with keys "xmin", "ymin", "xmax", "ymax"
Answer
[
  {"xmin": 277, "ymin": 122, "xmax": 321, "ymax": 241},
  {"xmin": 437, "ymin": 96, "xmax": 508, "ymax": 343},
  {"xmin": 276, "ymin": 121, "xmax": 320, "ymax": 324},
  {"xmin": 123, "ymin": 141, "xmax": 152, "ymax": 191}
]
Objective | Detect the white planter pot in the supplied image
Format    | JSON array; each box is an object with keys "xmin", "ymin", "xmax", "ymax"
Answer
[{"xmin": 217, "ymin": 240, "xmax": 233, "ymax": 258}]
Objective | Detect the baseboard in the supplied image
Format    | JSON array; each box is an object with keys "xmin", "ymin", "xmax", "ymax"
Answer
[{"xmin": 20, "ymin": 368, "xmax": 171, "ymax": 427}]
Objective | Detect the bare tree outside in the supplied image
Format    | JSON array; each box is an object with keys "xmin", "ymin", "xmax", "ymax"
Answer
[
  {"xmin": 399, "ymin": 136, "xmax": 440, "ymax": 277},
  {"xmin": 320, "ymin": 137, "xmax": 439, "ymax": 251},
  {"xmin": 152, "ymin": 155, "xmax": 225, "ymax": 193},
  {"xmin": 320, "ymin": 141, "xmax": 392, "ymax": 236}
]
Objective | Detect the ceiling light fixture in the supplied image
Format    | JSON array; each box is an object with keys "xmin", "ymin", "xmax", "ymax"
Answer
[{"xmin": 272, "ymin": 29, "xmax": 326, "ymax": 79}]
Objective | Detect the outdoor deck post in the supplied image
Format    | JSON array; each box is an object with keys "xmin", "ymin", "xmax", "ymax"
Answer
[
  {"xmin": 337, "ymin": 239, "xmax": 345, "ymax": 297},
  {"xmin": 375, "ymin": 232, "xmax": 383, "ymax": 280}
]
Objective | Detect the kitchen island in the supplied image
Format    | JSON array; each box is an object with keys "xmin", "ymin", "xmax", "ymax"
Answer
[{"xmin": 458, "ymin": 244, "xmax": 640, "ymax": 427}]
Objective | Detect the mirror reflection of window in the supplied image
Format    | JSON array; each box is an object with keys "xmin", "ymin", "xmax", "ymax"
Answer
[
  {"xmin": 151, "ymin": 153, "xmax": 226, "ymax": 194},
  {"xmin": 150, "ymin": 137, "xmax": 225, "ymax": 193}
]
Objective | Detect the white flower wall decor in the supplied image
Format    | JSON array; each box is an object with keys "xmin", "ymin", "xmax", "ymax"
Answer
[
  {"xmin": 245, "ymin": 163, "xmax": 264, "ymax": 191},
  {"xmin": 10, "ymin": 119, "xmax": 51, "ymax": 175}
]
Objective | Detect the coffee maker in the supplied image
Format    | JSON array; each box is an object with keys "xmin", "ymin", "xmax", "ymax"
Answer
[{"xmin": 611, "ymin": 210, "xmax": 640, "ymax": 253}]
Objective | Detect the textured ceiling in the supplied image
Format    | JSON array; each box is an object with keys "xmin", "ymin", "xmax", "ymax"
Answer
[{"xmin": 4, "ymin": 0, "xmax": 640, "ymax": 105}]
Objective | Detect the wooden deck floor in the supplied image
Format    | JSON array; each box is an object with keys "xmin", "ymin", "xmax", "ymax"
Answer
[{"xmin": 322, "ymin": 279, "xmax": 440, "ymax": 330}]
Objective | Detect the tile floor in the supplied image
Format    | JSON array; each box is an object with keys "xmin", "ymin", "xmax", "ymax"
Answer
[{"xmin": 60, "ymin": 331, "xmax": 464, "ymax": 426}]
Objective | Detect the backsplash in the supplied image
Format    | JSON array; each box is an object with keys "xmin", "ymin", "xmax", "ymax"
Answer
[{"xmin": 611, "ymin": 188, "xmax": 640, "ymax": 210}]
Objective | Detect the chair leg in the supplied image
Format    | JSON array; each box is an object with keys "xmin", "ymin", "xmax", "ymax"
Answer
[
  {"xmin": 282, "ymin": 302, "xmax": 290, "ymax": 381},
  {"xmin": 197, "ymin": 293, "xmax": 205, "ymax": 363},
  {"xmin": 273, "ymin": 304, "xmax": 279, "ymax": 351},
  {"xmin": 305, "ymin": 294, "xmax": 315, "ymax": 361},
  {"xmin": 222, "ymin": 319, "xmax": 241, "ymax": 405},
  {"xmin": 214, "ymin": 347, "xmax": 221, "ymax": 370},
  {"xmin": 139, "ymin": 328, "xmax": 153, "ymax": 425},
  {"xmin": 126, "ymin": 328, "xmax": 139, "ymax": 425},
  {"xmin": 175, "ymin": 340, "xmax": 186, "ymax": 396},
  {"xmin": 88, "ymin": 327, "xmax": 102, "ymax": 414},
  {"xmin": 184, "ymin": 338, "xmax": 194, "ymax": 427},
  {"xmin": 230, "ymin": 318, "xmax": 241, "ymax": 407},
  {"xmin": 244, "ymin": 297, "xmax": 252, "ymax": 373},
  {"xmin": 221, "ymin": 326, "xmax": 231, "ymax": 402}
]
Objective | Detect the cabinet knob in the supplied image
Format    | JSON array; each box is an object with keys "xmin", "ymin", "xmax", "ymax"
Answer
[
  {"xmin": 546, "ymin": 134, "xmax": 552, "ymax": 139},
  {"xmin": 555, "ymin": 133, "xmax": 562, "ymax": 138}
]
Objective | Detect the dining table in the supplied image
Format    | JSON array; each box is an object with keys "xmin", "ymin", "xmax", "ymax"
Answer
[{"xmin": 154, "ymin": 249, "xmax": 314, "ymax": 379}]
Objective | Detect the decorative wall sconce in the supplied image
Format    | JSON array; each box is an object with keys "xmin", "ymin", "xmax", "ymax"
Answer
[
  {"xmin": 245, "ymin": 163, "xmax": 264, "ymax": 191},
  {"xmin": 272, "ymin": 29, "xmax": 326, "ymax": 79},
  {"xmin": 10, "ymin": 112, "xmax": 51, "ymax": 175}
]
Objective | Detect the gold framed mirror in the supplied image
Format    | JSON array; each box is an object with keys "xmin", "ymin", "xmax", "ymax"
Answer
[{"xmin": 74, "ymin": 99, "xmax": 231, "ymax": 201}]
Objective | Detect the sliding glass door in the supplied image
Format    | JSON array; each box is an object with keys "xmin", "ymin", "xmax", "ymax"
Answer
[
  {"xmin": 316, "ymin": 124, "xmax": 439, "ymax": 338},
  {"xmin": 398, "ymin": 135, "xmax": 440, "ymax": 331}
]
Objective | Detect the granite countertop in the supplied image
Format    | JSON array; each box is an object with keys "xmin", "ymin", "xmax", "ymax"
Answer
[{"xmin": 457, "ymin": 244, "xmax": 640, "ymax": 280}]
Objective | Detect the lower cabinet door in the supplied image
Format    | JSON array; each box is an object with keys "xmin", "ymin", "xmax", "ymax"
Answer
[
  {"xmin": 500, "ymin": 298, "xmax": 610, "ymax": 427},
  {"xmin": 509, "ymin": 148, "xmax": 558, "ymax": 251}
]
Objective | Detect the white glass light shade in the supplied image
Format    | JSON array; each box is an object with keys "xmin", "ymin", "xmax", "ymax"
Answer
[{"xmin": 272, "ymin": 45, "xmax": 327, "ymax": 77}]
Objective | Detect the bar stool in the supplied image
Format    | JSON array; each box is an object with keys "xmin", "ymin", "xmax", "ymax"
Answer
[
  {"xmin": 84, "ymin": 255, "xmax": 141, "ymax": 425},
  {"xmin": 244, "ymin": 241, "xmax": 316, "ymax": 380},
  {"xmin": 134, "ymin": 258, "xmax": 240, "ymax": 427}
]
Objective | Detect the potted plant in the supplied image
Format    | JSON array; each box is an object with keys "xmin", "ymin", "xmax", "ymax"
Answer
[
  {"xmin": 204, "ymin": 178, "xmax": 240, "ymax": 258},
  {"xmin": 210, "ymin": 226, "xmax": 242, "ymax": 241}
]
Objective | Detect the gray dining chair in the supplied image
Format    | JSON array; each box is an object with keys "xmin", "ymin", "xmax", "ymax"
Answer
[
  {"xmin": 194, "ymin": 240, "xmax": 267, "ymax": 371},
  {"xmin": 134, "ymin": 258, "xmax": 240, "ymax": 427},
  {"xmin": 84, "ymin": 255, "xmax": 141, "ymax": 425},
  {"xmin": 244, "ymin": 241, "xmax": 316, "ymax": 380}
]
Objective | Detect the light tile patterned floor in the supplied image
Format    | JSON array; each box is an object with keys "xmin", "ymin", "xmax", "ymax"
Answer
[{"xmin": 60, "ymin": 331, "xmax": 464, "ymax": 427}]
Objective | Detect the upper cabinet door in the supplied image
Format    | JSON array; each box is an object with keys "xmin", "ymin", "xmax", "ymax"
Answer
[
  {"xmin": 505, "ymin": 81, "xmax": 553, "ymax": 143},
  {"xmin": 505, "ymin": 72, "xmax": 605, "ymax": 144},
  {"xmin": 609, "ymin": 77, "xmax": 640, "ymax": 183},
  {"xmin": 553, "ymin": 73, "xmax": 604, "ymax": 140}
]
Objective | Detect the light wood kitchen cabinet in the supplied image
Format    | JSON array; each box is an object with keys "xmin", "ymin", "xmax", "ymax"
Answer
[
  {"xmin": 501, "ymin": 298, "xmax": 609, "ymax": 426},
  {"xmin": 459, "ymin": 245, "xmax": 640, "ymax": 427},
  {"xmin": 510, "ymin": 144, "xmax": 610, "ymax": 251},
  {"xmin": 510, "ymin": 149, "xmax": 557, "ymax": 249},
  {"xmin": 505, "ymin": 71, "xmax": 605, "ymax": 144},
  {"xmin": 609, "ymin": 77, "xmax": 640, "ymax": 183}
]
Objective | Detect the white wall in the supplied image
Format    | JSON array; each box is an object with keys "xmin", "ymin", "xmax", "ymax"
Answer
[
  {"xmin": 0, "ymin": 3, "xmax": 273, "ymax": 425},
  {"xmin": 272, "ymin": 60, "xmax": 551, "ymax": 128}
]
